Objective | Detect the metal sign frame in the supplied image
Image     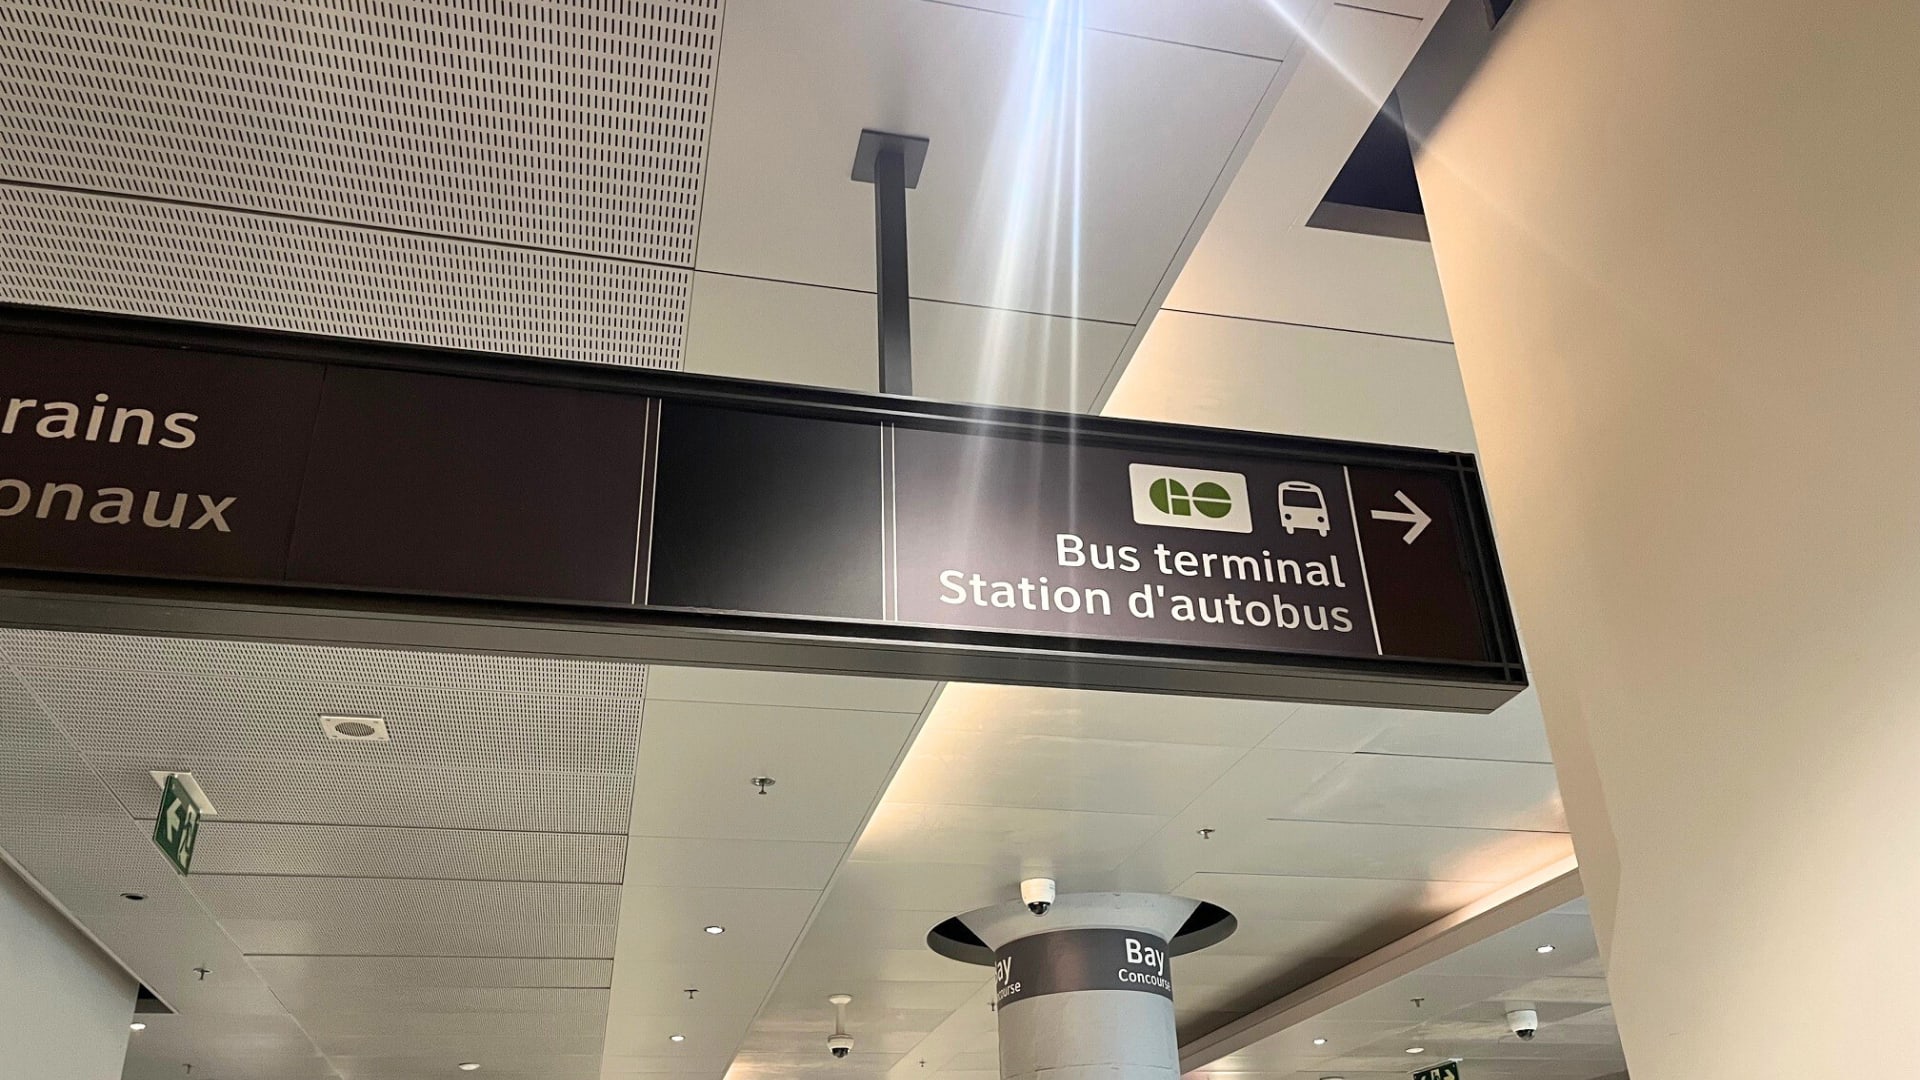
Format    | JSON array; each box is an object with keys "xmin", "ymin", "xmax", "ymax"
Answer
[{"xmin": 0, "ymin": 305, "xmax": 1524, "ymax": 709}]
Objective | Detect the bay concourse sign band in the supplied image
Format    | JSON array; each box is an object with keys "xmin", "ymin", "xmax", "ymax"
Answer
[{"xmin": 0, "ymin": 306, "xmax": 1524, "ymax": 709}]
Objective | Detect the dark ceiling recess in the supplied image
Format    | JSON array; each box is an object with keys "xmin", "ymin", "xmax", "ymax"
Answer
[
  {"xmin": 1489, "ymin": 0, "xmax": 1516, "ymax": 23},
  {"xmin": 1320, "ymin": 92, "xmax": 1423, "ymax": 217}
]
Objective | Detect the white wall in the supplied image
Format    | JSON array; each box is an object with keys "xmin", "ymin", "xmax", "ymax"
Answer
[
  {"xmin": 0, "ymin": 859, "xmax": 137, "ymax": 1080},
  {"xmin": 1412, "ymin": 0, "xmax": 1920, "ymax": 1075}
]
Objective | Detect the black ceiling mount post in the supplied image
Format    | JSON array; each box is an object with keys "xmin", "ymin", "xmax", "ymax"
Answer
[{"xmin": 851, "ymin": 130, "xmax": 930, "ymax": 397}]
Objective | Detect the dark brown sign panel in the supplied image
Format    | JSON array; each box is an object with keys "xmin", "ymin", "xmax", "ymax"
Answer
[
  {"xmin": 0, "ymin": 307, "xmax": 1524, "ymax": 708},
  {"xmin": 993, "ymin": 929, "xmax": 1174, "ymax": 1006}
]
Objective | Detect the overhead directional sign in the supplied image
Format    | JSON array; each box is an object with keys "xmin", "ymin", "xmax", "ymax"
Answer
[
  {"xmin": 151, "ymin": 773, "xmax": 200, "ymax": 876},
  {"xmin": 0, "ymin": 306, "xmax": 1524, "ymax": 709},
  {"xmin": 1412, "ymin": 1061, "xmax": 1462, "ymax": 1080}
]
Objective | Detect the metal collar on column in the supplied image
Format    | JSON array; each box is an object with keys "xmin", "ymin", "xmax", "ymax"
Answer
[{"xmin": 926, "ymin": 891, "xmax": 1237, "ymax": 965}]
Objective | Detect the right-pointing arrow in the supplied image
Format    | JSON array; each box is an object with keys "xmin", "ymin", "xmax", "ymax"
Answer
[{"xmin": 1371, "ymin": 490, "xmax": 1431, "ymax": 544}]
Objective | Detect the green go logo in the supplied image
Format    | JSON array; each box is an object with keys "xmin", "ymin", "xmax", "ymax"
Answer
[
  {"xmin": 1147, "ymin": 477, "xmax": 1234, "ymax": 519},
  {"xmin": 1129, "ymin": 464, "xmax": 1253, "ymax": 534}
]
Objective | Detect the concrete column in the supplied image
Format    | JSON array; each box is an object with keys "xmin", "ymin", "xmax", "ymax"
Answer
[
  {"xmin": 1406, "ymin": 1, "xmax": 1920, "ymax": 1077},
  {"xmin": 931, "ymin": 892, "xmax": 1232, "ymax": 1080},
  {"xmin": 0, "ymin": 858, "xmax": 138, "ymax": 1080}
]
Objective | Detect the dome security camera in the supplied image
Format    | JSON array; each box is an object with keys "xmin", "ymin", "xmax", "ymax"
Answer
[
  {"xmin": 1020, "ymin": 877, "xmax": 1056, "ymax": 916},
  {"xmin": 1506, "ymin": 1007, "xmax": 1539, "ymax": 1041}
]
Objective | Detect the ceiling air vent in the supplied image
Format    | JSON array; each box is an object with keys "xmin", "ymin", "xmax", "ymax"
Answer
[{"xmin": 320, "ymin": 716, "xmax": 390, "ymax": 743}]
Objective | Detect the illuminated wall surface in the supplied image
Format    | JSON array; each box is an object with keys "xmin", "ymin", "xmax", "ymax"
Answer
[{"xmin": 1416, "ymin": 0, "xmax": 1920, "ymax": 1074}]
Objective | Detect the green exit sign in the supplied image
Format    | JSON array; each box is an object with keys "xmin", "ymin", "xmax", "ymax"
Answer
[
  {"xmin": 152, "ymin": 774, "xmax": 202, "ymax": 875},
  {"xmin": 1413, "ymin": 1063, "xmax": 1461, "ymax": 1080}
]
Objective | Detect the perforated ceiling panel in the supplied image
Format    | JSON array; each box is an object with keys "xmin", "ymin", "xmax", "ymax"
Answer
[
  {"xmin": 0, "ymin": 0, "xmax": 721, "ymax": 265},
  {"xmin": 190, "ymin": 821, "xmax": 627, "ymax": 882},
  {"xmin": 0, "ymin": 629, "xmax": 645, "ymax": 834},
  {"xmin": 0, "ymin": 185, "xmax": 690, "ymax": 366}
]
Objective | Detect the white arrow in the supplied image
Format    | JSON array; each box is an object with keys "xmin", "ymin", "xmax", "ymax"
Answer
[
  {"xmin": 1371, "ymin": 490, "xmax": 1431, "ymax": 544},
  {"xmin": 164, "ymin": 799, "xmax": 186, "ymax": 841}
]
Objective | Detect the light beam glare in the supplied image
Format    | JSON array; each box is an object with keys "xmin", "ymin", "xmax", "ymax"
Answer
[{"xmin": 943, "ymin": 0, "xmax": 1091, "ymax": 600}]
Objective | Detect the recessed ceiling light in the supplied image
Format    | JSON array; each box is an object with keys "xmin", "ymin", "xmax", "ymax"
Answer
[
  {"xmin": 1535, "ymin": 943, "xmax": 1556, "ymax": 953},
  {"xmin": 670, "ymin": 1034, "xmax": 687, "ymax": 1043},
  {"xmin": 1312, "ymin": 1038, "xmax": 1327, "ymax": 1046},
  {"xmin": 457, "ymin": 1064, "xmax": 480, "ymax": 1072},
  {"xmin": 120, "ymin": 892, "xmax": 146, "ymax": 902},
  {"xmin": 703, "ymin": 925, "xmax": 725, "ymax": 935},
  {"xmin": 129, "ymin": 1023, "xmax": 147, "ymax": 1031},
  {"xmin": 1405, "ymin": 1047, "xmax": 1426, "ymax": 1054}
]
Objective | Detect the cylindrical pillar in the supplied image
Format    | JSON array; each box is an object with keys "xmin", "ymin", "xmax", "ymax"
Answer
[{"xmin": 930, "ymin": 892, "xmax": 1234, "ymax": 1080}]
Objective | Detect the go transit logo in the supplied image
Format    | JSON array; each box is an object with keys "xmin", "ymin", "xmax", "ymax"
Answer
[{"xmin": 1127, "ymin": 464, "xmax": 1252, "ymax": 533}]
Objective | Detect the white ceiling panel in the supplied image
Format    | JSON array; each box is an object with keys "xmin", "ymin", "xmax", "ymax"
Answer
[
  {"xmin": 738, "ymin": 1023, "xmax": 933, "ymax": 1056},
  {"xmin": 600, "ymin": 1008, "xmax": 764, "ymax": 1058},
  {"xmin": 601, "ymin": 1052, "xmax": 744, "ymax": 1076},
  {"xmin": 1270, "ymin": 755, "xmax": 1566, "ymax": 832},
  {"xmin": 1259, "ymin": 704, "xmax": 1403, "ymax": 752},
  {"xmin": 938, "ymin": 0, "xmax": 1304, "ymax": 59},
  {"xmin": 300, "ymin": 1009, "xmax": 611, "ymax": 1041},
  {"xmin": 272, "ymin": 986, "xmax": 610, "ymax": 1017},
  {"xmin": 222, "ymin": 920, "xmax": 620, "ymax": 959},
  {"xmin": 1190, "ymin": 904, "xmax": 1623, "ymax": 1080},
  {"xmin": 762, "ymin": 976, "xmax": 982, "ymax": 1016},
  {"xmin": 882, "ymin": 725, "xmax": 1248, "ymax": 815},
  {"xmin": 189, "ymin": 822, "xmax": 626, "ymax": 882},
  {"xmin": 685, "ymin": 273, "xmax": 879, "ymax": 392},
  {"xmin": 97, "ymin": 755, "xmax": 634, "ymax": 834},
  {"xmin": 608, "ymin": 885, "xmax": 820, "ymax": 963},
  {"xmin": 769, "ymin": 938, "xmax": 977, "ymax": 989},
  {"xmin": 930, "ymin": 683, "xmax": 1298, "ymax": 747},
  {"xmin": 799, "ymin": 905, "xmax": 959, "ymax": 954},
  {"xmin": 189, "ymin": 876, "xmax": 621, "ymax": 925},
  {"xmin": 125, "ymin": 1054, "xmax": 338, "ymax": 1080},
  {"xmin": 822, "ymin": 858, "xmax": 1025, "ymax": 916},
  {"xmin": 0, "ymin": 0, "xmax": 721, "ymax": 263},
  {"xmin": 644, "ymin": 666, "xmax": 937, "ymax": 715},
  {"xmin": 249, "ymin": 955, "xmax": 613, "ymax": 990},
  {"xmin": 1126, "ymin": 817, "xmax": 1573, "ymax": 887},
  {"xmin": 1172, "ymin": 221, "xmax": 1454, "ymax": 342},
  {"xmin": 1179, "ymin": 872, "xmax": 1490, "ymax": 931},
  {"xmin": 331, "ymin": 1055, "xmax": 603, "ymax": 1080},
  {"xmin": 1162, "ymin": 3, "xmax": 1435, "ymax": 321},
  {"xmin": 908, "ymin": 299, "xmax": 1132, "ymax": 411},
  {"xmin": 1266, "ymin": 692, "xmax": 1552, "ymax": 763},
  {"xmin": 1106, "ymin": 309, "xmax": 1475, "ymax": 449},
  {"xmin": 624, "ymin": 837, "xmax": 847, "ymax": 892},
  {"xmin": 686, "ymin": 271, "xmax": 1134, "ymax": 410},
  {"xmin": 696, "ymin": 0, "xmax": 1277, "ymax": 322},
  {"xmin": 854, "ymin": 800, "xmax": 1165, "ymax": 873},
  {"xmin": 599, "ymin": 960, "xmax": 789, "ymax": 1015},
  {"xmin": 628, "ymin": 700, "xmax": 920, "ymax": 842},
  {"xmin": 1355, "ymin": 689, "xmax": 1554, "ymax": 763},
  {"xmin": 0, "ymin": 631, "xmax": 646, "ymax": 775},
  {"xmin": 1, "ymin": 629, "xmax": 644, "ymax": 834},
  {"xmin": 0, "ymin": 185, "xmax": 692, "ymax": 367}
]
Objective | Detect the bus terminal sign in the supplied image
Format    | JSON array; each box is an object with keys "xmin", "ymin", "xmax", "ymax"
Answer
[{"xmin": 0, "ymin": 307, "xmax": 1524, "ymax": 709}]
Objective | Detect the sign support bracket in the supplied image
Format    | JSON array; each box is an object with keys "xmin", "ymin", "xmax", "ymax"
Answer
[{"xmin": 852, "ymin": 129, "xmax": 929, "ymax": 396}]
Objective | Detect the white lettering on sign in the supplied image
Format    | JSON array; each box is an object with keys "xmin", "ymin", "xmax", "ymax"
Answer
[
  {"xmin": 1123, "ymin": 937, "xmax": 1166, "ymax": 977},
  {"xmin": 934, "ymin": 534, "xmax": 1357, "ymax": 635},
  {"xmin": 0, "ymin": 390, "xmax": 239, "ymax": 534},
  {"xmin": 993, "ymin": 955, "xmax": 1021, "ymax": 1002},
  {"xmin": 1, "ymin": 394, "xmax": 198, "ymax": 449}
]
